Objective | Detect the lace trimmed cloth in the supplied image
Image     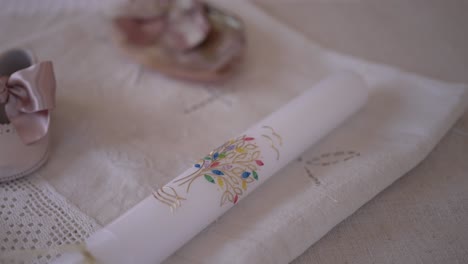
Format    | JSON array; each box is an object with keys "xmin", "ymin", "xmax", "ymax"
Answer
[
  {"xmin": 0, "ymin": 176, "xmax": 100, "ymax": 264},
  {"xmin": 0, "ymin": 1, "xmax": 467, "ymax": 264}
]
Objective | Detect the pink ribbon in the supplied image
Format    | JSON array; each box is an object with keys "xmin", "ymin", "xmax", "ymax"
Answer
[{"xmin": 0, "ymin": 61, "xmax": 56, "ymax": 145}]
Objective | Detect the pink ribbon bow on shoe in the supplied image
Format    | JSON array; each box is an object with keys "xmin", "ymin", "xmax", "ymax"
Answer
[{"xmin": 0, "ymin": 61, "xmax": 56, "ymax": 145}]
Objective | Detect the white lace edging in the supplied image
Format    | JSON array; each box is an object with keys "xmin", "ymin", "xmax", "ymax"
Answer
[{"xmin": 0, "ymin": 175, "xmax": 101, "ymax": 264}]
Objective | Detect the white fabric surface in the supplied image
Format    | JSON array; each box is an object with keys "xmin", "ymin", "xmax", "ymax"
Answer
[
  {"xmin": 0, "ymin": 1, "xmax": 467, "ymax": 264},
  {"xmin": 292, "ymin": 113, "xmax": 468, "ymax": 264},
  {"xmin": 257, "ymin": 2, "xmax": 468, "ymax": 263}
]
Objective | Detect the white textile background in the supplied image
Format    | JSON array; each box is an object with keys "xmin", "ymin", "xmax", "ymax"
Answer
[{"xmin": 0, "ymin": 1, "xmax": 467, "ymax": 263}]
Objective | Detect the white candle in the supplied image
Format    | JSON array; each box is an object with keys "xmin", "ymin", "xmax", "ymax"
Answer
[{"xmin": 54, "ymin": 71, "xmax": 369, "ymax": 264}]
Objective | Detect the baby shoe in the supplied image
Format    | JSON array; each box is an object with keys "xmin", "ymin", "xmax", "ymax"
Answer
[
  {"xmin": 0, "ymin": 49, "xmax": 56, "ymax": 182},
  {"xmin": 113, "ymin": 0, "xmax": 246, "ymax": 82}
]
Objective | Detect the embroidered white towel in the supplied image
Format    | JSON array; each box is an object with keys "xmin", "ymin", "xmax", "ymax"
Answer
[{"xmin": 0, "ymin": 1, "xmax": 467, "ymax": 264}]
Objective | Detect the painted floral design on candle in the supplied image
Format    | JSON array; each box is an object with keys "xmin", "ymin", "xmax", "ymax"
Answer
[
  {"xmin": 174, "ymin": 135, "xmax": 267, "ymax": 206},
  {"xmin": 153, "ymin": 126, "xmax": 282, "ymax": 209},
  {"xmin": 153, "ymin": 186, "xmax": 186, "ymax": 212}
]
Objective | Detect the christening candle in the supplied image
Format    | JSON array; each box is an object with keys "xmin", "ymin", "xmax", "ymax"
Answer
[{"xmin": 55, "ymin": 71, "xmax": 369, "ymax": 264}]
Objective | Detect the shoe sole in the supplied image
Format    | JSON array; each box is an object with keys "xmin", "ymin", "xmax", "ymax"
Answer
[{"xmin": 0, "ymin": 146, "xmax": 50, "ymax": 183}]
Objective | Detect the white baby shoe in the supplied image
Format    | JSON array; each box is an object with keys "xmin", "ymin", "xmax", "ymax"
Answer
[{"xmin": 0, "ymin": 49, "xmax": 56, "ymax": 182}]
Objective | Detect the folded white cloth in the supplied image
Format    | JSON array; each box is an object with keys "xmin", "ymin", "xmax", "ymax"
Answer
[{"xmin": 0, "ymin": 1, "xmax": 467, "ymax": 264}]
